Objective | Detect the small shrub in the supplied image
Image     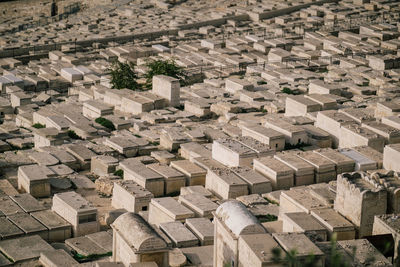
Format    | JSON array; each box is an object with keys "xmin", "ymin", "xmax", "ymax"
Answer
[
  {"xmin": 257, "ymin": 214, "xmax": 278, "ymax": 223},
  {"xmin": 73, "ymin": 251, "xmax": 112, "ymax": 263},
  {"xmin": 144, "ymin": 59, "xmax": 187, "ymax": 89},
  {"xmin": 68, "ymin": 130, "xmax": 82, "ymax": 140},
  {"xmin": 114, "ymin": 169, "xmax": 123, "ymax": 178},
  {"xmin": 95, "ymin": 117, "xmax": 115, "ymax": 131},
  {"xmin": 149, "ymin": 141, "xmax": 160, "ymax": 146},
  {"xmin": 284, "ymin": 142, "xmax": 310, "ymax": 150},
  {"xmin": 109, "ymin": 61, "xmax": 140, "ymax": 90},
  {"xmin": 281, "ymin": 87, "xmax": 298, "ymax": 95},
  {"xmin": 32, "ymin": 123, "xmax": 45, "ymax": 129}
]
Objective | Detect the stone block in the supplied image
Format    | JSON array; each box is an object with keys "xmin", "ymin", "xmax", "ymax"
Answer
[
  {"xmin": 160, "ymin": 221, "xmax": 198, "ymax": 248},
  {"xmin": 152, "ymin": 75, "xmax": 180, "ymax": 107}
]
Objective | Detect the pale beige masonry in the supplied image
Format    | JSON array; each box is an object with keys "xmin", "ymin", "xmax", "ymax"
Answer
[
  {"xmin": 383, "ymin": 144, "xmax": 400, "ymax": 172},
  {"xmin": 212, "ymin": 138, "xmax": 258, "ymax": 167},
  {"xmin": 152, "ymin": 75, "xmax": 180, "ymax": 107},
  {"xmin": 373, "ymin": 173, "xmax": 400, "ymax": 214},
  {"xmin": 178, "ymin": 193, "xmax": 218, "ymax": 219},
  {"xmin": 339, "ymin": 124, "xmax": 386, "ymax": 152},
  {"xmin": 225, "ymin": 77, "xmax": 254, "ymax": 93},
  {"xmin": 160, "ymin": 127, "xmax": 191, "ymax": 152},
  {"xmin": 236, "ymin": 136, "xmax": 275, "ymax": 157},
  {"xmin": 353, "ymin": 146, "xmax": 384, "ymax": 169},
  {"xmin": 337, "ymin": 239, "xmax": 392, "ymax": 267},
  {"xmin": 147, "ymin": 163, "xmax": 186, "ymax": 196},
  {"xmin": 185, "ymin": 218, "xmax": 214, "ymax": 246},
  {"xmin": 285, "ymin": 95, "xmax": 321, "ymax": 117},
  {"xmin": 241, "ymin": 124, "xmax": 285, "ymax": 151},
  {"xmin": 179, "ymin": 142, "xmax": 211, "ymax": 161},
  {"xmin": 148, "ymin": 197, "xmax": 194, "ymax": 227},
  {"xmin": 334, "ymin": 172, "xmax": 387, "ymax": 238},
  {"xmin": 52, "ymin": 191, "xmax": 99, "ymax": 237},
  {"xmin": 205, "ymin": 168, "xmax": 248, "ymax": 199},
  {"xmin": 238, "ymin": 233, "xmax": 283, "ymax": 267},
  {"xmin": 281, "ymin": 212, "xmax": 327, "ymax": 241},
  {"xmin": 184, "ymin": 97, "xmax": 212, "ymax": 117},
  {"xmin": 294, "ymin": 151, "xmax": 336, "ymax": 183},
  {"xmin": 272, "ymin": 232, "xmax": 325, "ymax": 265},
  {"xmin": 310, "ymin": 208, "xmax": 356, "ymax": 241},
  {"xmin": 112, "ymin": 213, "xmax": 169, "ymax": 267},
  {"xmin": 313, "ymin": 148, "xmax": 355, "ymax": 174},
  {"xmin": 301, "ymin": 124, "xmax": 332, "ymax": 148},
  {"xmin": 10, "ymin": 91, "xmax": 31, "ymax": 108},
  {"xmin": 82, "ymin": 100, "xmax": 113, "ymax": 119},
  {"xmin": 18, "ymin": 164, "xmax": 55, "ymax": 197},
  {"xmin": 213, "ymin": 201, "xmax": 266, "ymax": 267},
  {"xmin": 121, "ymin": 94, "xmax": 154, "ymax": 115},
  {"xmin": 373, "ymin": 214, "xmax": 400, "ymax": 261},
  {"xmin": 180, "ymin": 185, "xmax": 212, "ymax": 198},
  {"xmin": 382, "ymin": 116, "xmax": 400, "ymax": 130},
  {"xmin": 362, "ymin": 121, "xmax": 400, "ymax": 144},
  {"xmin": 66, "ymin": 144, "xmax": 97, "ymax": 170},
  {"xmin": 159, "ymin": 221, "xmax": 199, "ymax": 248},
  {"xmin": 338, "ymin": 148, "xmax": 377, "ymax": 171},
  {"xmin": 91, "ymin": 155, "xmax": 118, "ymax": 176},
  {"xmin": 120, "ymin": 159, "xmax": 165, "ymax": 197},
  {"xmin": 375, "ymin": 101, "xmax": 400, "ymax": 119},
  {"xmin": 305, "ymin": 94, "xmax": 337, "ymax": 110},
  {"xmin": 339, "ymin": 108, "xmax": 375, "ymax": 124},
  {"xmin": 315, "ymin": 110, "xmax": 357, "ymax": 148},
  {"xmin": 279, "ymin": 188, "xmax": 330, "ymax": 217},
  {"xmin": 264, "ymin": 117, "xmax": 308, "ymax": 145},
  {"xmin": 253, "ymin": 157, "xmax": 294, "ymax": 190},
  {"xmin": 308, "ymin": 79, "xmax": 344, "ymax": 95},
  {"xmin": 170, "ymin": 159, "xmax": 207, "ymax": 186},
  {"xmin": 268, "ymin": 48, "xmax": 291, "ymax": 62},
  {"xmin": 112, "ymin": 180, "xmax": 153, "ymax": 213},
  {"xmin": 274, "ymin": 153, "xmax": 315, "ymax": 186},
  {"xmin": 33, "ymin": 127, "xmax": 68, "ymax": 149},
  {"xmin": 231, "ymin": 166, "xmax": 272, "ymax": 194},
  {"xmin": 31, "ymin": 210, "xmax": 73, "ymax": 242},
  {"xmin": 105, "ymin": 137, "xmax": 139, "ymax": 157}
]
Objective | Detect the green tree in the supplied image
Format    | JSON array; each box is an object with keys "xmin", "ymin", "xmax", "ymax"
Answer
[
  {"xmin": 281, "ymin": 87, "xmax": 299, "ymax": 95},
  {"xmin": 145, "ymin": 59, "xmax": 187, "ymax": 89},
  {"xmin": 32, "ymin": 123, "xmax": 45, "ymax": 129},
  {"xmin": 110, "ymin": 61, "xmax": 140, "ymax": 90},
  {"xmin": 95, "ymin": 117, "xmax": 115, "ymax": 131},
  {"xmin": 272, "ymin": 236, "xmax": 352, "ymax": 267},
  {"xmin": 68, "ymin": 130, "xmax": 82, "ymax": 140}
]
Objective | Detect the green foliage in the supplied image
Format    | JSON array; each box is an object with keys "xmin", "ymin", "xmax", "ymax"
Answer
[
  {"xmin": 32, "ymin": 123, "xmax": 45, "ymax": 129},
  {"xmin": 272, "ymin": 245, "xmax": 320, "ymax": 267},
  {"xmin": 72, "ymin": 251, "xmax": 112, "ymax": 263},
  {"xmin": 110, "ymin": 61, "xmax": 140, "ymax": 90},
  {"xmin": 256, "ymin": 214, "xmax": 278, "ymax": 223},
  {"xmin": 149, "ymin": 141, "xmax": 160, "ymax": 146},
  {"xmin": 271, "ymin": 236, "xmax": 381, "ymax": 267},
  {"xmin": 145, "ymin": 59, "xmax": 187, "ymax": 89},
  {"xmin": 284, "ymin": 142, "xmax": 310, "ymax": 150},
  {"xmin": 95, "ymin": 117, "xmax": 115, "ymax": 131},
  {"xmin": 264, "ymin": 197, "xmax": 279, "ymax": 206},
  {"xmin": 114, "ymin": 169, "xmax": 123, "ymax": 178},
  {"xmin": 67, "ymin": 130, "xmax": 81, "ymax": 140},
  {"xmin": 281, "ymin": 87, "xmax": 299, "ymax": 95}
]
